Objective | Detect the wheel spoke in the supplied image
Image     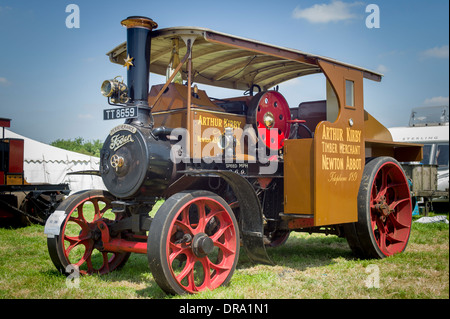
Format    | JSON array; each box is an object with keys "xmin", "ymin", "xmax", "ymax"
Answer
[
  {"xmin": 64, "ymin": 233, "xmax": 91, "ymax": 246},
  {"xmin": 389, "ymin": 198, "xmax": 410, "ymax": 215},
  {"xmin": 186, "ymin": 269, "xmax": 197, "ymax": 292},
  {"xmin": 375, "ymin": 218, "xmax": 388, "ymax": 252},
  {"xmin": 214, "ymin": 221, "xmax": 233, "ymax": 238},
  {"xmin": 387, "ymin": 211, "xmax": 409, "ymax": 230},
  {"xmin": 205, "ymin": 209, "xmax": 226, "ymax": 226},
  {"xmin": 68, "ymin": 215, "xmax": 89, "ymax": 228},
  {"xmin": 98, "ymin": 252, "xmax": 111, "ymax": 274},
  {"xmin": 195, "ymin": 201, "xmax": 207, "ymax": 232},
  {"xmin": 168, "ymin": 241, "xmax": 191, "ymax": 264},
  {"xmin": 387, "ymin": 182, "xmax": 407, "ymax": 190},
  {"xmin": 214, "ymin": 239, "xmax": 235, "ymax": 256},
  {"xmin": 91, "ymin": 199, "xmax": 103, "ymax": 221},
  {"xmin": 99, "ymin": 201, "xmax": 112, "ymax": 215},
  {"xmin": 199, "ymin": 258, "xmax": 212, "ymax": 290},
  {"xmin": 85, "ymin": 254, "xmax": 94, "ymax": 274},
  {"xmin": 175, "ymin": 254, "xmax": 195, "ymax": 283},
  {"xmin": 64, "ymin": 233, "xmax": 90, "ymax": 254},
  {"xmin": 63, "ymin": 238, "xmax": 81, "ymax": 257},
  {"xmin": 381, "ymin": 166, "xmax": 394, "ymax": 191},
  {"xmin": 174, "ymin": 207, "xmax": 195, "ymax": 234},
  {"xmin": 74, "ymin": 205, "xmax": 87, "ymax": 225},
  {"xmin": 374, "ymin": 166, "xmax": 396, "ymax": 201},
  {"xmin": 208, "ymin": 256, "xmax": 232, "ymax": 273},
  {"xmin": 79, "ymin": 243, "xmax": 95, "ymax": 270},
  {"xmin": 386, "ymin": 213, "xmax": 410, "ymax": 247},
  {"xmin": 386, "ymin": 232, "xmax": 404, "ymax": 245}
]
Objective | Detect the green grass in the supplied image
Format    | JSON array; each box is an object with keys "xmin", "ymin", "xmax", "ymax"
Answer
[{"xmin": 0, "ymin": 211, "xmax": 448, "ymax": 299}]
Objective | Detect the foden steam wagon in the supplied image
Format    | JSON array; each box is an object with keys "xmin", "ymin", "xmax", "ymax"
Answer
[{"xmin": 45, "ymin": 16, "xmax": 422, "ymax": 294}]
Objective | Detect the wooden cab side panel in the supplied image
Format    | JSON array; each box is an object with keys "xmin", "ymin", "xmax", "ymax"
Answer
[
  {"xmin": 284, "ymin": 60, "xmax": 364, "ymax": 226},
  {"xmin": 313, "ymin": 60, "xmax": 364, "ymax": 226},
  {"xmin": 284, "ymin": 61, "xmax": 422, "ymax": 227},
  {"xmin": 283, "ymin": 139, "xmax": 314, "ymax": 215}
]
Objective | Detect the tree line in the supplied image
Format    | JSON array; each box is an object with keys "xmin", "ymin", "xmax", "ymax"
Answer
[{"xmin": 51, "ymin": 137, "xmax": 103, "ymax": 157}]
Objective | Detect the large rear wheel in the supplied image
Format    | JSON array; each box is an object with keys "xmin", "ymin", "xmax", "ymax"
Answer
[
  {"xmin": 148, "ymin": 190, "xmax": 239, "ymax": 294},
  {"xmin": 344, "ymin": 157, "xmax": 412, "ymax": 259}
]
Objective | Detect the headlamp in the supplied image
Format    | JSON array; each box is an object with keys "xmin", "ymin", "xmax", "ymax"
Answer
[{"xmin": 101, "ymin": 76, "xmax": 129, "ymax": 104}]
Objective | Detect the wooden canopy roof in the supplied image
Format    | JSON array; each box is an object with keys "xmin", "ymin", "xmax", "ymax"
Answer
[{"xmin": 106, "ymin": 26, "xmax": 382, "ymax": 91}]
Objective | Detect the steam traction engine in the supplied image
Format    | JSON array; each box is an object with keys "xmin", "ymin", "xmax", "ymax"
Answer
[{"xmin": 45, "ymin": 16, "xmax": 422, "ymax": 294}]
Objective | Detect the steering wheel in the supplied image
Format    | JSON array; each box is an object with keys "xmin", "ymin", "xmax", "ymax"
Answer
[
  {"xmin": 287, "ymin": 119, "xmax": 313, "ymax": 138},
  {"xmin": 244, "ymin": 84, "xmax": 262, "ymax": 97}
]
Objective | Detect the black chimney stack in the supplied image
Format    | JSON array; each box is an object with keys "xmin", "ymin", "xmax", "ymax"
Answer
[{"xmin": 121, "ymin": 16, "xmax": 157, "ymax": 125}]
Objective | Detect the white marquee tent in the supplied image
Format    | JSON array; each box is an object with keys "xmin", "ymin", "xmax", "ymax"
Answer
[{"xmin": 4, "ymin": 129, "xmax": 106, "ymax": 194}]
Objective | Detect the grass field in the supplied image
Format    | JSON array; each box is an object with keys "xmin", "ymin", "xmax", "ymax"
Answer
[{"xmin": 0, "ymin": 210, "xmax": 448, "ymax": 299}]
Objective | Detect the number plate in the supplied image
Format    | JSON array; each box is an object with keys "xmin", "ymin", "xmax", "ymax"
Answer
[
  {"xmin": 44, "ymin": 210, "xmax": 66, "ymax": 238},
  {"xmin": 103, "ymin": 106, "xmax": 138, "ymax": 120}
]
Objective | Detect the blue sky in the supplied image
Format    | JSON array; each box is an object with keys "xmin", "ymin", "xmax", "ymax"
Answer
[{"xmin": 0, "ymin": 0, "xmax": 448, "ymax": 144}]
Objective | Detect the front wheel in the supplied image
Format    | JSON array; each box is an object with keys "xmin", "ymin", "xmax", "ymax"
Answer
[
  {"xmin": 148, "ymin": 190, "xmax": 240, "ymax": 294},
  {"xmin": 46, "ymin": 190, "xmax": 130, "ymax": 275},
  {"xmin": 344, "ymin": 157, "xmax": 412, "ymax": 259}
]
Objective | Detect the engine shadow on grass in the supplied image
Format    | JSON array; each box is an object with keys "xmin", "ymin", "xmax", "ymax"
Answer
[
  {"xmin": 89, "ymin": 233, "xmax": 355, "ymax": 298},
  {"xmin": 245, "ymin": 233, "xmax": 355, "ymax": 270},
  {"xmin": 93, "ymin": 254, "xmax": 169, "ymax": 298}
]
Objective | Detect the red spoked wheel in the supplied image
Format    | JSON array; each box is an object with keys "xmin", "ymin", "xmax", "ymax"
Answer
[
  {"xmin": 344, "ymin": 157, "xmax": 412, "ymax": 258},
  {"xmin": 148, "ymin": 190, "xmax": 239, "ymax": 294},
  {"xmin": 248, "ymin": 90, "xmax": 291, "ymax": 150},
  {"xmin": 46, "ymin": 190, "xmax": 130, "ymax": 275}
]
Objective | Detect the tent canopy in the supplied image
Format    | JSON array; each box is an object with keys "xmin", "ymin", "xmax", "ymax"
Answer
[{"xmin": 4, "ymin": 129, "xmax": 105, "ymax": 194}]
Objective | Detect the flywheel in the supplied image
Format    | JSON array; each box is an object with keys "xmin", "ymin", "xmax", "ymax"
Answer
[{"xmin": 247, "ymin": 90, "xmax": 291, "ymax": 150}]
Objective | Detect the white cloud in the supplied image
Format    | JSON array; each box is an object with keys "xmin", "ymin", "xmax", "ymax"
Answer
[
  {"xmin": 421, "ymin": 45, "xmax": 449, "ymax": 59},
  {"xmin": 376, "ymin": 64, "xmax": 388, "ymax": 74},
  {"xmin": 424, "ymin": 96, "xmax": 449, "ymax": 106},
  {"xmin": 292, "ymin": 1, "xmax": 363, "ymax": 24},
  {"xmin": 0, "ymin": 77, "xmax": 10, "ymax": 86}
]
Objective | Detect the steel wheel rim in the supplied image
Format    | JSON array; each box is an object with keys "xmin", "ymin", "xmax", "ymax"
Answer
[
  {"xmin": 370, "ymin": 161, "xmax": 412, "ymax": 256},
  {"xmin": 60, "ymin": 195, "xmax": 128, "ymax": 275},
  {"xmin": 166, "ymin": 196, "xmax": 238, "ymax": 293}
]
